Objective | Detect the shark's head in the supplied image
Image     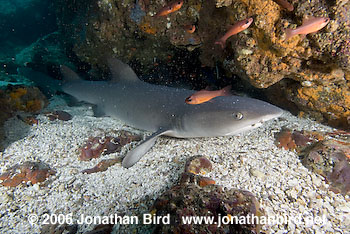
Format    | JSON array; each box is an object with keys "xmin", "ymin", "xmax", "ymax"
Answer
[{"xmin": 181, "ymin": 96, "xmax": 283, "ymax": 137}]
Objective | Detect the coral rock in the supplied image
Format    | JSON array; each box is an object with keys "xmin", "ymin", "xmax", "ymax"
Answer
[
  {"xmin": 276, "ymin": 128, "xmax": 350, "ymax": 194},
  {"xmin": 185, "ymin": 155, "xmax": 213, "ymax": 175},
  {"xmin": 302, "ymin": 138, "xmax": 350, "ymax": 195},
  {"xmin": 45, "ymin": 110, "xmax": 72, "ymax": 121},
  {"xmin": 179, "ymin": 172, "xmax": 216, "ymax": 187},
  {"xmin": 80, "ymin": 131, "xmax": 141, "ymax": 172},
  {"xmin": 80, "ymin": 136, "xmax": 115, "ymax": 161},
  {"xmin": 80, "ymin": 131, "xmax": 141, "ymax": 161},
  {"xmin": 7, "ymin": 86, "xmax": 47, "ymax": 113},
  {"xmin": 22, "ymin": 116, "xmax": 39, "ymax": 125},
  {"xmin": 276, "ymin": 128, "xmax": 323, "ymax": 151},
  {"xmin": 151, "ymin": 156, "xmax": 263, "ymax": 233},
  {"xmin": 152, "ymin": 182, "xmax": 263, "ymax": 233},
  {"xmin": 40, "ymin": 223, "xmax": 78, "ymax": 234},
  {"xmin": 0, "ymin": 161, "xmax": 55, "ymax": 187},
  {"xmin": 81, "ymin": 158, "xmax": 121, "ymax": 174}
]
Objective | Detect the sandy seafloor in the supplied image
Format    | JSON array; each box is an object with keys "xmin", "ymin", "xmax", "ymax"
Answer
[{"xmin": 0, "ymin": 95, "xmax": 349, "ymax": 234}]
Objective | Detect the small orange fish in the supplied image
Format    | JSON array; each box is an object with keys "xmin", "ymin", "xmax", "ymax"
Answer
[
  {"xmin": 285, "ymin": 16, "xmax": 330, "ymax": 41},
  {"xmin": 215, "ymin": 18, "xmax": 254, "ymax": 49},
  {"xmin": 272, "ymin": 0, "xmax": 294, "ymax": 11},
  {"xmin": 184, "ymin": 25, "xmax": 196, "ymax": 33},
  {"xmin": 185, "ymin": 85, "xmax": 232, "ymax": 104},
  {"xmin": 154, "ymin": 0, "xmax": 184, "ymax": 17}
]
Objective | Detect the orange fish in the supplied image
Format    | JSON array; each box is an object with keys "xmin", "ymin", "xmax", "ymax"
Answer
[
  {"xmin": 154, "ymin": 0, "xmax": 184, "ymax": 17},
  {"xmin": 215, "ymin": 18, "xmax": 254, "ymax": 49},
  {"xmin": 185, "ymin": 85, "xmax": 232, "ymax": 105},
  {"xmin": 184, "ymin": 25, "xmax": 196, "ymax": 33},
  {"xmin": 285, "ymin": 16, "xmax": 330, "ymax": 41},
  {"xmin": 272, "ymin": 0, "xmax": 294, "ymax": 11}
]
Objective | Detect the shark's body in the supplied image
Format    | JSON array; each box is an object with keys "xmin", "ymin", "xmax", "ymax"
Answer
[
  {"xmin": 17, "ymin": 67, "xmax": 62, "ymax": 97},
  {"xmin": 60, "ymin": 59, "xmax": 283, "ymax": 168}
]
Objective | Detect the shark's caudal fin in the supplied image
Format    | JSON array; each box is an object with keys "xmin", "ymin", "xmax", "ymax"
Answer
[
  {"xmin": 122, "ymin": 128, "xmax": 172, "ymax": 168},
  {"xmin": 107, "ymin": 58, "xmax": 140, "ymax": 82},
  {"xmin": 17, "ymin": 67, "xmax": 62, "ymax": 97},
  {"xmin": 60, "ymin": 59, "xmax": 139, "ymax": 83}
]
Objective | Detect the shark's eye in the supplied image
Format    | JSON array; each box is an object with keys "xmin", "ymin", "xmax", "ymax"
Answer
[{"xmin": 233, "ymin": 112, "xmax": 243, "ymax": 120}]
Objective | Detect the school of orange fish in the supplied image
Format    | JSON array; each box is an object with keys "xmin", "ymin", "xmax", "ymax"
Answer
[{"xmin": 152, "ymin": 0, "xmax": 330, "ymax": 104}]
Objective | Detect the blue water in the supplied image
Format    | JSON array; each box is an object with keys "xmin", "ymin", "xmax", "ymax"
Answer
[{"xmin": 0, "ymin": 0, "xmax": 57, "ymax": 60}]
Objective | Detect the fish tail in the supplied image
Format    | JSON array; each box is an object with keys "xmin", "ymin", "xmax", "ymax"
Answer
[
  {"xmin": 221, "ymin": 85, "xmax": 232, "ymax": 96},
  {"xmin": 214, "ymin": 39, "xmax": 225, "ymax": 49},
  {"xmin": 284, "ymin": 28, "xmax": 294, "ymax": 41}
]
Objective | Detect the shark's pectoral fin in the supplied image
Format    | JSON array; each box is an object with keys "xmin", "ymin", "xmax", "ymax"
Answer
[
  {"xmin": 92, "ymin": 104, "xmax": 105, "ymax": 117},
  {"xmin": 122, "ymin": 128, "xmax": 172, "ymax": 168}
]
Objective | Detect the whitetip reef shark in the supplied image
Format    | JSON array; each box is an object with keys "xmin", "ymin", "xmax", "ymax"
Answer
[{"xmin": 57, "ymin": 58, "xmax": 282, "ymax": 168}]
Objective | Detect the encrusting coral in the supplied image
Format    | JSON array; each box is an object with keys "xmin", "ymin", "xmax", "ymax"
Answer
[
  {"xmin": 80, "ymin": 130, "xmax": 141, "ymax": 173},
  {"xmin": 0, "ymin": 161, "xmax": 56, "ymax": 187}
]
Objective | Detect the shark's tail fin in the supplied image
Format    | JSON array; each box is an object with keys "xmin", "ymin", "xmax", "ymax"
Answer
[{"xmin": 17, "ymin": 67, "xmax": 62, "ymax": 97}]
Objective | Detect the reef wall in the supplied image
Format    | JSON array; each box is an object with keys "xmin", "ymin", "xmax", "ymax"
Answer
[{"xmin": 55, "ymin": 0, "xmax": 350, "ymax": 128}]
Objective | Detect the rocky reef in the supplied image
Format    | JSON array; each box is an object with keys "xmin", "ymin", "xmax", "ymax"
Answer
[{"xmin": 54, "ymin": 0, "xmax": 350, "ymax": 129}]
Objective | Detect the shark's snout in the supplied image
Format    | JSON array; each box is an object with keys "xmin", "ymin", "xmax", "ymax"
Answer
[
  {"xmin": 243, "ymin": 98, "xmax": 283, "ymax": 121},
  {"xmin": 260, "ymin": 106, "xmax": 283, "ymax": 121}
]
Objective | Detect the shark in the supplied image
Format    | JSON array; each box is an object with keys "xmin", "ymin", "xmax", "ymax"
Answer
[
  {"xmin": 17, "ymin": 67, "xmax": 63, "ymax": 97},
  {"xmin": 59, "ymin": 58, "xmax": 283, "ymax": 168}
]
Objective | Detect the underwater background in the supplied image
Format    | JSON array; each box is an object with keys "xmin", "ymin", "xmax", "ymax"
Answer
[{"xmin": 0, "ymin": 0, "xmax": 350, "ymax": 233}]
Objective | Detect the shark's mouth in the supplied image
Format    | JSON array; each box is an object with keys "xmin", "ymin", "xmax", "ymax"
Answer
[{"xmin": 224, "ymin": 121, "xmax": 263, "ymax": 136}]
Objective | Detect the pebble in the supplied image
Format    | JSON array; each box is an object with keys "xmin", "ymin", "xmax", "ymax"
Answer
[
  {"xmin": 311, "ymin": 174, "xmax": 322, "ymax": 187},
  {"xmin": 336, "ymin": 204, "xmax": 350, "ymax": 213},
  {"xmin": 286, "ymin": 188, "xmax": 298, "ymax": 200},
  {"xmin": 249, "ymin": 168, "xmax": 265, "ymax": 179},
  {"xmin": 0, "ymin": 193, "xmax": 12, "ymax": 203},
  {"xmin": 32, "ymin": 184, "xmax": 40, "ymax": 191},
  {"xmin": 288, "ymin": 178, "xmax": 299, "ymax": 187},
  {"xmin": 324, "ymin": 202, "xmax": 334, "ymax": 213},
  {"xmin": 22, "ymin": 195, "xmax": 33, "ymax": 201},
  {"xmin": 58, "ymin": 184, "xmax": 65, "ymax": 192}
]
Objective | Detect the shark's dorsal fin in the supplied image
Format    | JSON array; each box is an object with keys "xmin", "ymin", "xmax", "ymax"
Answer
[
  {"xmin": 60, "ymin": 65, "xmax": 81, "ymax": 82},
  {"xmin": 122, "ymin": 128, "xmax": 173, "ymax": 168},
  {"xmin": 107, "ymin": 58, "xmax": 140, "ymax": 83}
]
